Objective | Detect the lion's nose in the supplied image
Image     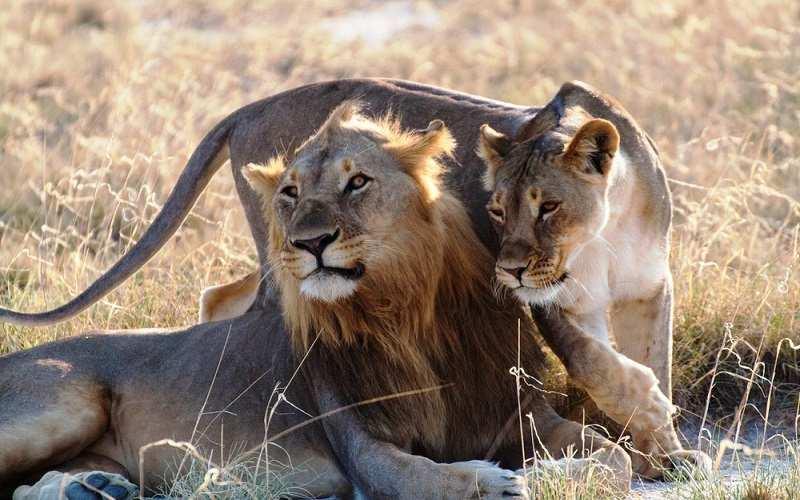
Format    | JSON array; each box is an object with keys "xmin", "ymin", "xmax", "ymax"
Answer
[
  {"xmin": 291, "ymin": 229, "xmax": 340, "ymax": 258},
  {"xmin": 500, "ymin": 266, "xmax": 527, "ymax": 282}
]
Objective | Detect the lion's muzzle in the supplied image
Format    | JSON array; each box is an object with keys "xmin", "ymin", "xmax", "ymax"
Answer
[
  {"xmin": 284, "ymin": 226, "xmax": 366, "ymax": 301},
  {"xmin": 291, "ymin": 228, "xmax": 340, "ymax": 261}
]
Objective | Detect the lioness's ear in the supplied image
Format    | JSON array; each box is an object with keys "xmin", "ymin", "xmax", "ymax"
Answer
[
  {"xmin": 477, "ymin": 124, "xmax": 512, "ymax": 191},
  {"xmin": 563, "ymin": 119, "xmax": 619, "ymax": 178},
  {"xmin": 242, "ymin": 157, "xmax": 286, "ymax": 200}
]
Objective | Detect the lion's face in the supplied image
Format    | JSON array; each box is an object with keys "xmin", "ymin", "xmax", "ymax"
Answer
[
  {"xmin": 267, "ymin": 133, "xmax": 422, "ymax": 302},
  {"xmin": 245, "ymin": 104, "xmax": 454, "ymax": 303},
  {"xmin": 478, "ymin": 119, "xmax": 620, "ymax": 305}
]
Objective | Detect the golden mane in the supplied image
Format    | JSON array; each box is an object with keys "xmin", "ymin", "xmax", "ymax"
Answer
[
  {"xmin": 276, "ymin": 192, "xmax": 498, "ymax": 358},
  {"xmin": 254, "ymin": 105, "xmax": 488, "ymax": 356}
]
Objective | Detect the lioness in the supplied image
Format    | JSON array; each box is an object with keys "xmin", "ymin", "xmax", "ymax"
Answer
[
  {"xmin": 3, "ymin": 106, "xmax": 631, "ymax": 498},
  {"xmin": 477, "ymin": 83, "xmax": 711, "ymax": 474}
]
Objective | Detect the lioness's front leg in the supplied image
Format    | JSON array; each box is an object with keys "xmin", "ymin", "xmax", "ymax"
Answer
[
  {"xmin": 313, "ymin": 381, "xmax": 529, "ymax": 499},
  {"xmin": 530, "ymin": 305, "xmax": 710, "ymax": 478},
  {"xmin": 610, "ymin": 280, "xmax": 673, "ymax": 399},
  {"xmin": 609, "ymin": 281, "xmax": 711, "ymax": 475}
]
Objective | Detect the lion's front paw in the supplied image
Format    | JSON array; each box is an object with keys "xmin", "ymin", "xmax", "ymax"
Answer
[
  {"xmin": 445, "ymin": 460, "xmax": 529, "ymax": 499},
  {"xmin": 14, "ymin": 470, "xmax": 138, "ymax": 500},
  {"xmin": 65, "ymin": 471, "xmax": 138, "ymax": 500}
]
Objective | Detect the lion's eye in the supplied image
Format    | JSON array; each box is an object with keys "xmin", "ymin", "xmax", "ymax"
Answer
[
  {"xmin": 281, "ymin": 185, "xmax": 298, "ymax": 199},
  {"xmin": 539, "ymin": 201, "xmax": 560, "ymax": 217},
  {"xmin": 488, "ymin": 207, "xmax": 505, "ymax": 224},
  {"xmin": 345, "ymin": 174, "xmax": 372, "ymax": 193}
]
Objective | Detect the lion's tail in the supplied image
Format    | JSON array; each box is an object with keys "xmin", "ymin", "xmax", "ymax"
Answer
[{"xmin": 0, "ymin": 114, "xmax": 235, "ymax": 327}]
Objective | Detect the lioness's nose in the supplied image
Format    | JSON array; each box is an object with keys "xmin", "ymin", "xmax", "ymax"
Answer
[
  {"xmin": 291, "ymin": 229, "xmax": 340, "ymax": 258},
  {"xmin": 500, "ymin": 266, "xmax": 527, "ymax": 281}
]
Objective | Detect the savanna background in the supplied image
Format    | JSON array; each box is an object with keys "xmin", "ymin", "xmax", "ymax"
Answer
[{"xmin": 0, "ymin": 0, "xmax": 798, "ymax": 498}]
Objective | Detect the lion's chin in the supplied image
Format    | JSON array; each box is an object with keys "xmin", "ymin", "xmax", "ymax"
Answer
[
  {"xmin": 300, "ymin": 272, "xmax": 359, "ymax": 302},
  {"xmin": 512, "ymin": 284, "xmax": 564, "ymax": 306}
]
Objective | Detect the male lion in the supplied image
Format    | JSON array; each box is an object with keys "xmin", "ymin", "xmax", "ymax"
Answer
[
  {"xmin": 3, "ymin": 105, "xmax": 633, "ymax": 498},
  {"xmin": 477, "ymin": 83, "xmax": 711, "ymax": 475}
]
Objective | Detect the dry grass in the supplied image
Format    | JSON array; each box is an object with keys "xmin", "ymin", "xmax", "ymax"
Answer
[{"xmin": 0, "ymin": 0, "xmax": 798, "ymax": 496}]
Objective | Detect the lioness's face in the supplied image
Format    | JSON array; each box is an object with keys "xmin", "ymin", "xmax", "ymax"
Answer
[
  {"xmin": 245, "ymin": 107, "xmax": 452, "ymax": 302},
  {"xmin": 478, "ymin": 119, "xmax": 620, "ymax": 305}
]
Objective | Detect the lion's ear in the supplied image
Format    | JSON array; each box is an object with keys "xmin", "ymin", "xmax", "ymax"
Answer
[
  {"xmin": 477, "ymin": 124, "xmax": 512, "ymax": 191},
  {"xmin": 385, "ymin": 120, "xmax": 455, "ymax": 203},
  {"xmin": 388, "ymin": 119, "xmax": 456, "ymax": 174},
  {"xmin": 563, "ymin": 119, "xmax": 619, "ymax": 178},
  {"xmin": 242, "ymin": 157, "xmax": 286, "ymax": 199},
  {"xmin": 320, "ymin": 101, "xmax": 361, "ymax": 136}
]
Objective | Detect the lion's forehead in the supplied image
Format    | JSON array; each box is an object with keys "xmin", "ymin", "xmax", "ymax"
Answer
[{"xmin": 291, "ymin": 134, "xmax": 387, "ymax": 183}]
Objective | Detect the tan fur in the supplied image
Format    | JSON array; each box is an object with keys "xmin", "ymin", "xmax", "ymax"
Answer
[
  {"xmin": 197, "ymin": 271, "xmax": 260, "ymax": 323},
  {"xmin": 476, "ymin": 124, "xmax": 512, "ymax": 191},
  {"xmin": 0, "ymin": 385, "xmax": 108, "ymax": 475},
  {"xmin": 245, "ymin": 104, "xmax": 462, "ymax": 353},
  {"xmin": 478, "ymin": 83, "xmax": 711, "ymax": 477},
  {"xmin": 244, "ymin": 107, "xmax": 519, "ymax": 448},
  {"xmin": 562, "ymin": 118, "xmax": 620, "ymax": 178}
]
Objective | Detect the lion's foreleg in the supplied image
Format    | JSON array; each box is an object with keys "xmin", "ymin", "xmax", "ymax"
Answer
[
  {"xmin": 313, "ymin": 381, "xmax": 529, "ymax": 499},
  {"xmin": 609, "ymin": 281, "xmax": 712, "ymax": 476},
  {"xmin": 532, "ymin": 306, "xmax": 675, "ymax": 437},
  {"xmin": 333, "ymin": 429, "xmax": 530, "ymax": 499}
]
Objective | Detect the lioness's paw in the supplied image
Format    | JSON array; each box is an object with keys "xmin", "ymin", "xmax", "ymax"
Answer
[
  {"xmin": 663, "ymin": 449, "xmax": 713, "ymax": 480},
  {"xmin": 617, "ymin": 361, "xmax": 675, "ymax": 432},
  {"xmin": 632, "ymin": 448, "xmax": 712, "ymax": 481},
  {"xmin": 583, "ymin": 352, "xmax": 675, "ymax": 435},
  {"xmin": 13, "ymin": 470, "xmax": 138, "ymax": 500},
  {"xmin": 445, "ymin": 460, "xmax": 529, "ymax": 499},
  {"xmin": 522, "ymin": 446, "xmax": 632, "ymax": 493}
]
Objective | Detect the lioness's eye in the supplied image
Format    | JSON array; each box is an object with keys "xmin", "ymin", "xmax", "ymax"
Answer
[
  {"xmin": 540, "ymin": 201, "xmax": 560, "ymax": 216},
  {"xmin": 281, "ymin": 185, "xmax": 298, "ymax": 198},
  {"xmin": 345, "ymin": 174, "xmax": 372, "ymax": 192}
]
